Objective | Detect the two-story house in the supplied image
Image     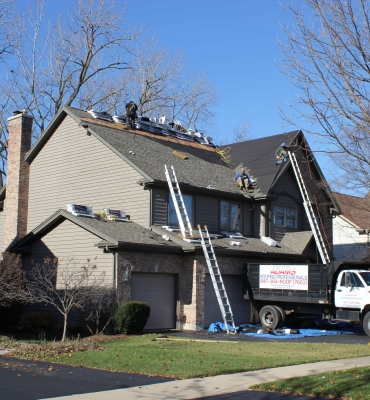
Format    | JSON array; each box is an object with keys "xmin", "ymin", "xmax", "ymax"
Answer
[
  {"xmin": 332, "ymin": 192, "xmax": 370, "ymax": 261},
  {"xmin": 1, "ymin": 107, "xmax": 340, "ymax": 331}
]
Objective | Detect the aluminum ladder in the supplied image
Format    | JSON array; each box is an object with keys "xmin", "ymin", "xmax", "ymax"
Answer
[
  {"xmin": 198, "ymin": 224, "xmax": 236, "ymax": 334},
  {"xmin": 288, "ymin": 151, "xmax": 330, "ymax": 264},
  {"xmin": 164, "ymin": 165, "xmax": 193, "ymax": 238}
]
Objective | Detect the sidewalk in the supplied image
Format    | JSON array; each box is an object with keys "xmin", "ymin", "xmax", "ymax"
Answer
[{"xmin": 45, "ymin": 356, "xmax": 370, "ymax": 400}]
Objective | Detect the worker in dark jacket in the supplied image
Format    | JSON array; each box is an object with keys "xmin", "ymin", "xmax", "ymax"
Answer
[
  {"xmin": 125, "ymin": 101, "xmax": 138, "ymax": 130},
  {"xmin": 234, "ymin": 168, "xmax": 256, "ymax": 192},
  {"xmin": 276, "ymin": 142, "xmax": 288, "ymax": 165}
]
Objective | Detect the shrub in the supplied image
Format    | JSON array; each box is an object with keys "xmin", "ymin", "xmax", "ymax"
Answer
[
  {"xmin": 20, "ymin": 312, "xmax": 56, "ymax": 333},
  {"xmin": 113, "ymin": 301, "xmax": 150, "ymax": 334}
]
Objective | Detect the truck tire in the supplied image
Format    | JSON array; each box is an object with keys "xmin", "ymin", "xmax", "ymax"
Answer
[
  {"xmin": 363, "ymin": 311, "xmax": 370, "ymax": 337},
  {"xmin": 273, "ymin": 306, "xmax": 286, "ymax": 327},
  {"xmin": 259, "ymin": 305, "xmax": 282, "ymax": 330}
]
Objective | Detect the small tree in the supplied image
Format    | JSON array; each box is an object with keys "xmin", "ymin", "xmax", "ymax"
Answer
[
  {"xmin": 0, "ymin": 252, "xmax": 27, "ymax": 307},
  {"xmin": 27, "ymin": 257, "xmax": 98, "ymax": 342},
  {"xmin": 79, "ymin": 284, "xmax": 116, "ymax": 335}
]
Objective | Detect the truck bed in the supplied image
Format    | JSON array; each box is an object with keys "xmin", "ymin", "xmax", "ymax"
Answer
[{"xmin": 245, "ymin": 264, "xmax": 331, "ymax": 304}]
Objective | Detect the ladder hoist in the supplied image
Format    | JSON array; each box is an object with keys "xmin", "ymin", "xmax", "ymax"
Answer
[
  {"xmin": 164, "ymin": 164, "xmax": 193, "ymax": 238},
  {"xmin": 198, "ymin": 225, "xmax": 236, "ymax": 334},
  {"xmin": 288, "ymin": 151, "xmax": 330, "ymax": 264},
  {"xmin": 164, "ymin": 165, "xmax": 236, "ymax": 334}
]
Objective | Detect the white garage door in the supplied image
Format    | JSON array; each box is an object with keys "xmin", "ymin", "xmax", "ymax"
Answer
[
  {"xmin": 205, "ymin": 275, "xmax": 250, "ymax": 327},
  {"xmin": 131, "ymin": 273, "xmax": 175, "ymax": 330}
]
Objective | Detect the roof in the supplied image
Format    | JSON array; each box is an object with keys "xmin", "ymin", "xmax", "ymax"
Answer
[
  {"xmin": 10, "ymin": 210, "xmax": 188, "ymax": 254},
  {"xmin": 11, "ymin": 208, "xmax": 311, "ymax": 259},
  {"xmin": 333, "ymin": 192, "xmax": 370, "ymax": 229},
  {"xmin": 225, "ymin": 131, "xmax": 301, "ymax": 193},
  {"xmin": 24, "ymin": 106, "xmax": 294, "ymax": 199},
  {"xmin": 152, "ymin": 226, "xmax": 313, "ymax": 258}
]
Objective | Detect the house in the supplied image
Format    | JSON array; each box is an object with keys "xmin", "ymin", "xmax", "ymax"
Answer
[
  {"xmin": 332, "ymin": 192, "xmax": 370, "ymax": 261},
  {"xmin": 1, "ymin": 107, "xmax": 340, "ymax": 331}
]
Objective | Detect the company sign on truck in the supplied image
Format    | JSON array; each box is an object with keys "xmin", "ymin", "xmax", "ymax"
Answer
[{"xmin": 259, "ymin": 265, "xmax": 309, "ymax": 290}]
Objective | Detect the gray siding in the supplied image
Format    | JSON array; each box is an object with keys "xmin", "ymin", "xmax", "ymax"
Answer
[
  {"xmin": 152, "ymin": 188, "xmax": 167, "ymax": 226},
  {"xmin": 27, "ymin": 115, "xmax": 150, "ymax": 231},
  {"xmin": 0, "ymin": 211, "xmax": 5, "ymax": 253},
  {"xmin": 195, "ymin": 195, "xmax": 219, "ymax": 232},
  {"xmin": 253, "ymin": 203, "xmax": 262, "ymax": 238},
  {"xmin": 242, "ymin": 204, "xmax": 252, "ymax": 237},
  {"xmin": 22, "ymin": 219, "xmax": 113, "ymax": 325},
  {"xmin": 270, "ymin": 168, "xmax": 303, "ymax": 241}
]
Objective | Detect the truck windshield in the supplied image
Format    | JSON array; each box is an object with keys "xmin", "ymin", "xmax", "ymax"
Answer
[{"xmin": 359, "ymin": 272, "xmax": 370, "ymax": 286}]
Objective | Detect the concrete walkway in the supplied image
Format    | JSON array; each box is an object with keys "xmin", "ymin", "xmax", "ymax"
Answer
[{"xmin": 45, "ymin": 356, "xmax": 370, "ymax": 400}]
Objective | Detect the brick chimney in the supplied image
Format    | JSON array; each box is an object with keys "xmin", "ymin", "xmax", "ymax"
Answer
[{"xmin": 3, "ymin": 111, "xmax": 33, "ymax": 251}]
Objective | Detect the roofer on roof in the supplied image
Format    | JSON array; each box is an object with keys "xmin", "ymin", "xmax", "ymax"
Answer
[
  {"xmin": 276, "ymin": 142, "xmax": 288, "ymax": 165},
  {"xmin": 125, "ymin": 101, "xmax": 138, "ymax": 130},
  {"xmin": 234, "ymin": 168, "xmax": 256, "ymax": 193}
]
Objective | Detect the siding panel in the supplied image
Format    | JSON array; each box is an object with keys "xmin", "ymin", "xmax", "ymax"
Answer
[
  {"xmin": 27, "ymin": 115, "xmax": 149, "ymax": 230},
  {"xmin": 22, "ymin": 219, "xmax": 113, "ymax": 325},
  {"xmin": 195, "ymin": 195, "xmax": 219, "ymax": 232}
]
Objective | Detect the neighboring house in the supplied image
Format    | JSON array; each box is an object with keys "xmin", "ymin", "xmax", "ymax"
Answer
[
  {"xmin": 332, "ymin": 192, "xmax": 370, "ymax": 261},
  {"xmin": 0, "ymin": 107, "xmax": 340, "ymax": 330}
]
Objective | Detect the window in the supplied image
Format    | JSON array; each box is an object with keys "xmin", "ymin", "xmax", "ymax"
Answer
[
  {"xmin": 168, "ymin": 194, "xmax": 193, "ymax": 226},
  {"xmin": 220, "ymin": 201, "xmax": 240, "ymax": 231},
  {"xmin": 273, "ymin": 206, "xmax": 297, "ymax": 228}
]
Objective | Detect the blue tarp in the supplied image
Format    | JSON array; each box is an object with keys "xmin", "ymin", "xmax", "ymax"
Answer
[{"xmin": 207, "ymin": 321, "xmax": 364, "ymax": 339}]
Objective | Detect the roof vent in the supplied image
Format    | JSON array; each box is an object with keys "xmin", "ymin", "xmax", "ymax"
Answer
[
  {"xmin": 103, "ymin": 209, "xmax": 131, "ymax": 222},
  {"xmin": 66, "ymin": 204, "xmax": 96, "ymax": 218}
]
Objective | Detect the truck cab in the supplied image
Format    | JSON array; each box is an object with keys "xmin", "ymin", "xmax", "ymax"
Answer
[{"xmin": 335, "ymin": 270, "xmax": 370, "ymax": 310}]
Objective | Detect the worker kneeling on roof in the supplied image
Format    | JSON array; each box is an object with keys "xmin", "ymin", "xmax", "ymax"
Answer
[
  {"xmin": 234, "ymin": 168, "xmax": 256, "ymax": 192},
  {"xmin": 125, "ymin": 101, "xmax": 138, "ymax": 130}
]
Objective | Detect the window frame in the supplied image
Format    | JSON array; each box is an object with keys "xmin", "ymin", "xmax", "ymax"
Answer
[
  {"xmin": 273, "ymin": 206, "xmax": 297, "ymax": 228},
  {"xmin": 220, "ymin": 200, "xmax": 241, "ymax": 231}
]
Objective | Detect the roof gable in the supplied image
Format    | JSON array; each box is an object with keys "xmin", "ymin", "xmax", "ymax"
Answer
[{"xmin": 333, "ymin": 192, "xmax": 370, "ymax": 229}]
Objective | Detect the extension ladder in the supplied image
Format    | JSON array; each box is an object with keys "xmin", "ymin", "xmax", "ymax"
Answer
[
  {"xmin": 164, "ymin": 165, "xmax": 193, "ymax": 238},
  {"xmin": 288, "ymin": 151, "xmax": 330, "ymax": 264},
  {"xmin": 198, "ymin": 225, "xmax": 236, "ymax": 334}
]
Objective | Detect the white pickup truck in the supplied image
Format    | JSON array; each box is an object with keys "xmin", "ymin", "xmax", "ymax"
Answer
[{"xmin": 243, "ymin": 262, "xmax": 370, "ymax": 336}]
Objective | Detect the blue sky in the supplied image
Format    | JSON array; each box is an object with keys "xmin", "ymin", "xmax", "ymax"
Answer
[{"xmin": 38, "ymin": 0, "xmax": 334, "ymax": 177}]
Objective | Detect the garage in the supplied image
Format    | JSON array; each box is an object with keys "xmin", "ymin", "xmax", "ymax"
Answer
[
  {"xmin": 204, "ymin": 275, "xmax": 250, "ymax": 327},
  {"xmin": 131, "ymin": 273, "xmax": 176, "ymax": 330}
]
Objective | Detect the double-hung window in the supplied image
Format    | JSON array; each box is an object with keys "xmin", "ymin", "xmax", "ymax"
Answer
[
  {"xmin": 168, "ymin": 194, "xmax": 193, "ymax": 226},
  {"xmin": 273, "ymin": 206, "xmax": 297, "ymax": 228},
  {"xmin": 220, "ymin": 201, "xmax": 241, "ymax": 231}
]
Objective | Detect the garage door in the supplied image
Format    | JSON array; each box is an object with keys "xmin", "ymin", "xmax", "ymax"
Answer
[
  {"xmin": 131, "ymin": 273, "xmax": 176, "ymax": 330},
  {"xmin": 205, "ymin": 275, "xmax": 250, "ymax": 327}
]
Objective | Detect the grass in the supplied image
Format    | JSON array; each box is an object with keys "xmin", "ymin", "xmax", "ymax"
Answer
[
  {"xmin": 251, "ymin": 367, "xmax": 370, "ymax": 400},
  {"xmin": 3, "ymin": 334, "xmax": 370, "ymax": 379}
]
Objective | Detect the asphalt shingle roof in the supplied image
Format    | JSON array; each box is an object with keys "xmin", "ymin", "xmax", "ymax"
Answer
[
  {"xmin": 225, "ymin": 131, "xmax": 300, "ymax": 193},
  {"xmin": 333, "ymin": 192, "xmax": 370, "ymax": 229}
]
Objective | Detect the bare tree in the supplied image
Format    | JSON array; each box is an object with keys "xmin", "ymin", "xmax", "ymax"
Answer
[
  {"xmin": 27, "ymin": 257, "xmax": 101, "ymax": 342},
  {"xmin": 79, "ymin": 284, "xmax": 116, "ymax": 335},
  {"xmin": 127, "ymin": 38, "xmax": 219, "ymax": 132},
  {"xmin": 0, "ymin": 252, "xmax": 27, "ymax": 307},
  {"xmin": 232, "ymin": 120, "xmax": 253, "ymax": 143},
  {"xmin": 279, "ymin": 0, "xmax": 370, "ymax": 194}
]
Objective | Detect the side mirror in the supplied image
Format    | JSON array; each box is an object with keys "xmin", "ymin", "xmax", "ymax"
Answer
[{"xmin": 345, "ymin": 272, "xmax": 352, "ymax": 288}]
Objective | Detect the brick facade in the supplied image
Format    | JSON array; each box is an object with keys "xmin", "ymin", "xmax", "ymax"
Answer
[
  {"xmin": 116, "ymin": 251, "xmax": 275, "ymax": 331},
  {"xmin": 3, "ymin": 112, "xmax": 33, "ymax": 251}
]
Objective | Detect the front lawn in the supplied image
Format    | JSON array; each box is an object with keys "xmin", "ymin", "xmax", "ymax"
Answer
[
  {"xmin": 4, "ymin": 335, "xmax": 370, "ymax": 379},
  {"xmin": 251, "ymin": 367, "xmax": 370, "ymax": 400}
]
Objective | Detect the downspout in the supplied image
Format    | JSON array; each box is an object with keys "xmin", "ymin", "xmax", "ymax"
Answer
[{"xmin": 105, "ymin": 246, "xmax": 116, "ymax": 289}]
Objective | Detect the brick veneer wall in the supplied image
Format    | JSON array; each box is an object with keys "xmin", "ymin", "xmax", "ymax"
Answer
[
  {"xmin": 117, "ymin": 251, "xmax": 278, "ymax": 331},
  {"xmin": 3, "ymin": 113, "xmax": 33, "ymax": 251}
]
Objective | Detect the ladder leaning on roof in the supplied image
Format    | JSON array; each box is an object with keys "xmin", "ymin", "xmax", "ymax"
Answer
[
  {"xmin": 198, "ymin": 224, "xmax": 236, "ymax": 334},
  {"xmin": 164, "ymin": 165, "xmax": 193, "ymax": 238},
  {"xmin": 288, "ymin": 151, "xmax": 330, "ymax": 264}
]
